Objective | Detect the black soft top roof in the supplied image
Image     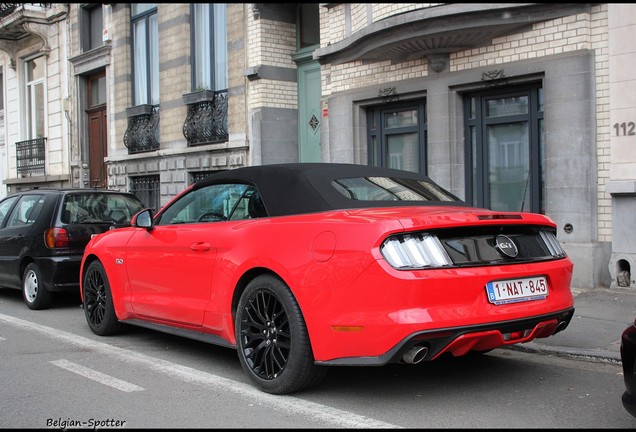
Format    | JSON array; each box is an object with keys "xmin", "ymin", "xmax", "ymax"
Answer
[{"xmin": 194, "ymin": 163, "xmax": 466, "ymax": 217}]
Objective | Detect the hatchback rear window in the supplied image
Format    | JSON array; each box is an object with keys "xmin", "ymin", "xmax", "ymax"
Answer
[{"xmin": 62, "ymin": 193, "xmax": 144, "ymax": 224}]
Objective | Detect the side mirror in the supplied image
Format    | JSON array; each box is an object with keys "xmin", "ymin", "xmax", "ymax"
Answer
[{"xmin": 132, "ymin": 208, "xmax": 154, "ymax": 230}]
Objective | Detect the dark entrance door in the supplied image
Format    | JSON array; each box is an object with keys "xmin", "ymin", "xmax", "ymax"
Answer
[{"xmin": 87, "ymin": 72, "xmax": 107, "ymax": 188}]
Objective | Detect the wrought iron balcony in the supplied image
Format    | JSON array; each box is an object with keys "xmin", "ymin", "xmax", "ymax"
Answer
[
  {"xmin": 1, "ymin": 3, "xmax": 50, "ymax": 20},
  {"xmin": 0, "ymin": 3, "xmax": 67, "ymax": 65},
  {"xmin": 123, "ymin": 105, "xmax": 160, "ymax": 154},
  {"xmin": 16, "ymin": 137, "xmax": 46, "ymax": 177},
  {"xmin": 182, "ymin": 89, "xmax": 228, "ymax": 146},
  {"xmin": 0, "ymin": 4, "xmax": 62, "ymax": 38}
]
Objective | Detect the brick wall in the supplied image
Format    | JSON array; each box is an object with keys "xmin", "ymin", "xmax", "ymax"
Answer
[{"xmin": 246, "ymin": 13, "xmax": 298, "ymax": 110}]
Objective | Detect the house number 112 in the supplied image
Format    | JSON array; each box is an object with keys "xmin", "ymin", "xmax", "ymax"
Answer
[{"xmin": 613, "ymin": 122, "xmax": 635, "ymax": 136}]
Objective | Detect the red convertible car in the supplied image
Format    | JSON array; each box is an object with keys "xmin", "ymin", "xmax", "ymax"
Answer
[{"xmin": 80, "ymin": 163, "xmax": 575, "ymax": 394}]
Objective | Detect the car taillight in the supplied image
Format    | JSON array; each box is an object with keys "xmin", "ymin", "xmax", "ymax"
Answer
[
  {"xmin": 45, "ymin": 227, "xmax": 70, "ymax": 249},
  {"xmin": 539, "ymin": 230, "xmax": 567, "ymax": 258},
  {"xmin": 381, "ymin": 233, "xmax": 453, "ymax": 269}
]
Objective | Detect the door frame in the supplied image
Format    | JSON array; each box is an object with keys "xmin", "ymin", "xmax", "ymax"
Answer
[{"xmin": 86, "ymin": 71, "xmax": 107, "ymax": 188}]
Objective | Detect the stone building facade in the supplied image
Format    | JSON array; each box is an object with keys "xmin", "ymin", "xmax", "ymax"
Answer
[
  {"xmin": 1, "ymin": 3, "xmax": 634, "ymax": 291},
  {"xmin": 0, "ymin": 3, "xmax": 71, "ymax": 196},
  {"xmin": 85, "ymin": 3, "xmax": 250, "ymax": 210}
]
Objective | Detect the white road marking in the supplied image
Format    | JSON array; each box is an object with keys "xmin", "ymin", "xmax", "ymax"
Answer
[
  {"xmin": 50, "ymin": 359, "xmax": 144, "ymax": 393},
  {"xmin": 0, "ymin": 313, "xmax": 401, "ymax": 429}
]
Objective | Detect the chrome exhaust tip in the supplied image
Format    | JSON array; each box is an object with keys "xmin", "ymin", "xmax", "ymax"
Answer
[
  {"xmin": 554, "ymin": 320, "xmax": 568, "ymax": 334},
  {"xmin": 402, "ymin": 345, "xmax": 429, "ymax": 364}
]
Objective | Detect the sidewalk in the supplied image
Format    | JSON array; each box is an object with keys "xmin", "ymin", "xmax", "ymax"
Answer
[{"xmin": 508, "ymin": 287, "xmax": 636, "ymax": 363}]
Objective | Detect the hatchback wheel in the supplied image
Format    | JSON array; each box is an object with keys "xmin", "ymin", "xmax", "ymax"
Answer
[
  {"xmin": 83, "ymin": 260, "xmax": 122, "ymax": 336},
  {"xmin": 22, "ymin": 263, "xmax": 52, "ymax": 310},
  {"xmin": 236, "ymin": 274, "xmax": 326, "ymax": 394}
]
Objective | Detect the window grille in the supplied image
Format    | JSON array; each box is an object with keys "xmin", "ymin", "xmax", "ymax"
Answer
[
  {"xmin": 16, "ymin": 138, "xmax": 46, "ymax": 177},
  {"xmin": 130, "ymin": 175, "xmax": 160, "ymax": 212}
]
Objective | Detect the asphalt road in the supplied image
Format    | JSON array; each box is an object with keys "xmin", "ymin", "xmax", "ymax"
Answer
[{"xmin": 1, "ymin": 289, "xmax": 635, "ymax": 429}]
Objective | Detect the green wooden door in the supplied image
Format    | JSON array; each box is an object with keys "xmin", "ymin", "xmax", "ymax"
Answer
[{"xmin": 298, "ymin": 61, "xmax": 321, "ymax": 162}]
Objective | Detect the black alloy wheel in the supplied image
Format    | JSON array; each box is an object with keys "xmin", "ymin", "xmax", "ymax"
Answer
[
  {"xmin": 236, "ymin": 274, "xmax": 326, "ymax": 394},
  {"xmin": 83, "ymin": 260, "xmax": 122, "ymax": 336}
]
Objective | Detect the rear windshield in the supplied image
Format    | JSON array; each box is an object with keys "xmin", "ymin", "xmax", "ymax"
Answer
[
  {"xmin": 331, "ymin": 176, "xmax": 458, "ymax": 202},
  {"xmin": 61, "ymin": 193, "xmax": 144, "ymax": 224}
]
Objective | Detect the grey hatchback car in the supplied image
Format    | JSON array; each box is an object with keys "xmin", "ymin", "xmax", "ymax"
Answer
[{"xmin": 0, "ymin": 189, "xmax": 144, "ymax": 309}]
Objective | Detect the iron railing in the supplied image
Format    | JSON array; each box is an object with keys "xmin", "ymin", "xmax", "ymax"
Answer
[
  {"xmin": 16, "ymin": 137, "xmax": 46, "ymax": 177},
  {"xmin": 0, "ymin": 3, "xmax": 52, "ymax": 19},
  {"xmin": 182, "ymin": 89, "xmax": 228, "ymax": 146},
  {"xmin": 130, "ymin": 175, "xmax": 160, "ymax": 213},
  {"xmin": 123, "ymin": 106, "xmax": 160, "ymax": 154}
]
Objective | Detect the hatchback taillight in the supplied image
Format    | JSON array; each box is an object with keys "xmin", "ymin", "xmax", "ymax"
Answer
[{"xmin": 45, "ymin": 227, "xmax": 70, "ymax": 248}]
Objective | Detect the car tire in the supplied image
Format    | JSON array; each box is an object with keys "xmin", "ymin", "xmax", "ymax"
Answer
[
  {"xmin": 82, "ymin": 260, "xmax": 123, "ymax": 336},
  {"xmin": 236, "ymin": 274, "xmax": 327, "ymax": 394},
  {"xmin": 22, "ymin": 262, "xmax": 52, "ymax": 310}
]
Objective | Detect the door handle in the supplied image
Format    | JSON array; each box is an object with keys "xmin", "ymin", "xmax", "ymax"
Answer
[{"xmin": 190, "ymin": 242, "xmax": 211, "ymax": 252}]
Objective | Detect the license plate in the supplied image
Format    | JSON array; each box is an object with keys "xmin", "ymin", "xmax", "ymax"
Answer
[{"xmin": 486, "ymin": 276, "xmax": 548, "ymax": 305}]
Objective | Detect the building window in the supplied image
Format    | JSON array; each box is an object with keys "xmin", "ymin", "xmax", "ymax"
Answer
[
  {"xmin": 81, "ymin": 4, "xmax": 103, "ymax": 52},
  {"xmin": 297, "ymin": 3, "xmax": 319, "ymax": 49},
  {"xmin": 192, "ymin": 3, "xmax": 227, "ymax": 91},
  {"xmin": 183, "ymin": 4, "xmax": 229, "ymax": 146},
  {"xmin": 88, "ymin": 73, "xmax": 106, "ymax": 107},
  {"xmin": 131, "ymin": 3, "xmax": 159, "ymax": 106},
  {"xmin": 464, "ymin": 84, "xmax": 544, "ymax": 213},
  {"xmin": 367, "ymin": 101, "xmax": 427, "ymax": 174},
  {"xmin": 130, "ymin": 175, "xmax": 160, "ymax": 213},
  {"xmin": 25, "ymin": 56, "xmax": 46, "ymax": 139}
]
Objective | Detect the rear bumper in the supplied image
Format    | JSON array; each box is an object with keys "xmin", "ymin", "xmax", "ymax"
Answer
[
  {"xmin": 304, "ymin": 257, "xmax": 574, "ymax": 363},
  {"xmin": 35, "ymin": 255, "xmax": 82, "ymax": 292},
  {"xmin": 318, "ymin": 307, "xmax": 574, "ymax": 366}
]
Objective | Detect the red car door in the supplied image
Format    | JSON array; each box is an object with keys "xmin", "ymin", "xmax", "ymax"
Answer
[{"xmin": 124, "ymin": 223, "xmax": 217, "ymax": 326}]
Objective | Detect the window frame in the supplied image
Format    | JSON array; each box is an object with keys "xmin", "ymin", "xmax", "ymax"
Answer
[
  {"xmin": 463, "ymin": 83, "xmax": 544, "ymax": 213},
  {"xmin": 297, "ymin": 3, "xmax": 320, "ymax": 50},
  {"xmin": 191, "ymin": 3, "xmax": 227, "ymax": 92},
  {"xmin": 367, "ymin": 100, "xmax": 428, "ymax": 174},
  {"xmin": 24, "ymin": 55, "xmax": 46, "ymax": 140},
  {"xmin": 131, "ymin": 3, "xmax": 159, "ymax": 106},
  {"xmin": 80, "ymin": 4, "xmax": 104, "ymax": 52}
]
